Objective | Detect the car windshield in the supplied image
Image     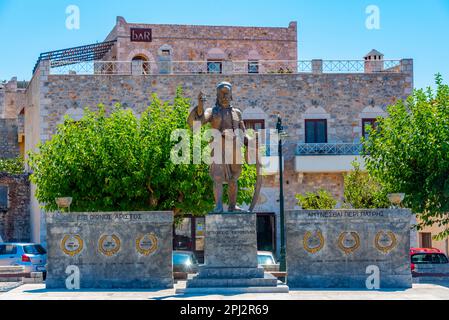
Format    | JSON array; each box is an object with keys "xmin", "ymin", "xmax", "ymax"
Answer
[
  {"xmin": 23, "ymin": 245, "xmax": 46, "ymax": 255},
  {"xmin": 173, "ymin": 253, "xmax": 197, "ymax": 265},
  {"xmin": 411, "ymin": 253, "xmax": 449, "ymax": 264},
  {"xmin": 0, "ymin": 244, "xmax": 17, "ymax": 255},
  {"xmin": 258, "ymin": 254, "xmax": 275, "ymax": 265}
]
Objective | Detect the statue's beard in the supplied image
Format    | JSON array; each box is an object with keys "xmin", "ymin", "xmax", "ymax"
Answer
[{"xmin": 218, "ymin": 100, "xmax": 231, "ymax": 108}]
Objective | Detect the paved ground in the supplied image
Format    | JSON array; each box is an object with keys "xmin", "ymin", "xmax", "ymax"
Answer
[
  {"xmin": 0, "ymin": 282, "xmax": 448, "ymax": 300},
  {"xmin": 0, "ymin": 282, "xmax": 23, "ymax": 293}
]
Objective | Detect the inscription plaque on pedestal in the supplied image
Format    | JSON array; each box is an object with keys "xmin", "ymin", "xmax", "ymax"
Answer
[{"xmin": 180, "ymin": 213, "xmax": 289, "ymax": 294}]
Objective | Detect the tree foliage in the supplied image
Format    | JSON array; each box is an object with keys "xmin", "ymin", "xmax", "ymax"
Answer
[
  {"xmin": 0, "ymin": 157, "xmax": 24, "ymax": 174},
  {"xmin": 296, "ymin": 189, "xmax": 337, "ymax": 210},
  {"xmin": 363, "ymin": 75, "xmax": 449, "ymax": 239},
  {"xmin": 28, "ymin": 88, "xmax": 256, "ymax": 216},
  {"xmin": 343, "ymin": 160, "xmax": 390, "ymax": 209}
]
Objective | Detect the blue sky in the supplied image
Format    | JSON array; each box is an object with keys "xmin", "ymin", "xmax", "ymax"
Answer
[{"xmin": 0, "ymin": 0, "xmax": 448, "ymax": 89}]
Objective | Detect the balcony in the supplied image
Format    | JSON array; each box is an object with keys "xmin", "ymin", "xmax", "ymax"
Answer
[
  {"xmin": 47, "ymin": 59, "xmax": 404, "ymax": 76},
  {"xmin": 295, "ymin": 143, "xmax": 365, "ymax": 173}
]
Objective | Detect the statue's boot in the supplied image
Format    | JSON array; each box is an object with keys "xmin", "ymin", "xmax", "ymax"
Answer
[
  {"xmin": 213, "ymin": 204, "xmax": 224, "ymax": 213},
  {"xmin": 227, "ymin": 205, "xmax": 247, "ymax": 212}
]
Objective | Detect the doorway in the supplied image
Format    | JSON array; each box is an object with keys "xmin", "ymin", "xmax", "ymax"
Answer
[{"xmin": 256, "ymin": 213, "xmax": 276, "ymax": 253}]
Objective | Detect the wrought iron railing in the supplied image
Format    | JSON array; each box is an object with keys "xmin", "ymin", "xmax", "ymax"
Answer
[
  {"xmin": 48, "ymin": 60, "xmax": 402, "ymax": 75},
  {"xmin": 322, "ymin": 60, "xmax": 401, "ymax": 73},
  {"xmin": 296, "ymin": 143, "xmax": 363, "ymax": 155}
]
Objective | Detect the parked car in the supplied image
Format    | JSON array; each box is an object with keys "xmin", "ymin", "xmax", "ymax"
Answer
[
  {"xmin": 410, "ymin": 247, "xmax": 449, "ymax": 272},
  {"xmin": 0, "ymin": 243, "xmax": 47, "ymax": 277},
  {"xmin": 173, "ymin": 250, "xmax": 199, "ymax": 274},
  {"xmin": 257, "ymin": 251, "xmax": 280, "ymax": 272}
]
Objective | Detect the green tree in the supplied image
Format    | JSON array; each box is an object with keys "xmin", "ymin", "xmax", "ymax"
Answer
[
  {"xmin": 363, "ymin": 75, "xmax": 449, "ymax": 239},
  {"xmin": 343, "ymin": 160, "xmax": 390, "ymax": 209},
  {"xmin": 296, "ymin": 189, "xmax": 337, "ymax": 210},
  {"xmin": 28, "ymin": 88, "xmax": 256, "ymax": 216},
  {"xmin": 0, "ymin": 157, "xmax": 24, "ymax": 174}
]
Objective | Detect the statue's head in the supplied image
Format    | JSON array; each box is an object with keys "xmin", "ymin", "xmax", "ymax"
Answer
[{"xmin": 216, "ymin": 82, "xmax": 232, "ymax": 108}]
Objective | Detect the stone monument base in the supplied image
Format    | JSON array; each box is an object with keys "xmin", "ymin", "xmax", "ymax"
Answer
[
  {"xmin": 46, "ymin": 211, "xmax": 174, "ymax": 289},
  {"xmin": 178, "ymin": 213, "xmax": 289, "ymax": 294},
  {"xmin": 177, "ymin": 266, "xmax": 289, "ymax": 294},
  {"xmin": 286, "ymin": 209, "xmax": 412, "ymax": 289}
]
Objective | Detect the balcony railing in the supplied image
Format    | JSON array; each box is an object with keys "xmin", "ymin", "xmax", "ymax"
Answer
[
  {"xmin": 322, "ymin": 60, "xmax": 401, "ymax": 73},
  {"xmin": 296, "ymin": 143, "xmax": 363, "ymax": 156},
  {"xmin": 48, "ymin": 60, "xmax": 402, "ymax": 75}
]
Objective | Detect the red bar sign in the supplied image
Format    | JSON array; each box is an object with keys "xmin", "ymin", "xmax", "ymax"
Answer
[{"xmin": 130, "ymin": 28, "xmax": 152, "ymax": 42}]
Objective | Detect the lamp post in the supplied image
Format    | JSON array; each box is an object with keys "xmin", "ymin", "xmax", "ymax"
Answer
[{"xmin": 276, "ymin": 115, "xmax": 287, "ymax": 273}]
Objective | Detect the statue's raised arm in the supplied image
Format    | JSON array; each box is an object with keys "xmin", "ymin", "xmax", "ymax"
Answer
[{"xmin": 187, "ymin": 92, "xmax": 212, "ymax": 130}]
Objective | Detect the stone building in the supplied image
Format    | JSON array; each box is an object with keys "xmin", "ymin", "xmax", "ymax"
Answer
[
  {"xmin": 0, "ymin": 172, "xmax": 30, "ymax": 242},
  {"xmin": 0, "ymin": 78, "xmax": 30, "ymax": 242},
  {"xmin": 4, "ymin": 16, "xmax": 424, "ymax": 256},
  {"xmin": 0, "ymin": 78, "xmax": 26, "ymax": 158}
]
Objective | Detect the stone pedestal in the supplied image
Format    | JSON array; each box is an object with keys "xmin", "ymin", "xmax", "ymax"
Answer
[
  {"xmin": 178, "ymin": 213, "xmax": 288, "ymax": 294},
  {"xmin": 286, "ymin": 209, "xmax": 412, "ymax": 289},
  {"xmin": 46, "ymin": 211, "xmax": 174, "ymax": 289}
]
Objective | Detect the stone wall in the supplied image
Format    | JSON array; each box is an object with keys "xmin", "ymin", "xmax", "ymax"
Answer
[
  {"xmin": 0, "ymin": 78, "xmax": 27, "ymax": 119},
  {"xmin": 286, "ymin": 209, "xmax": 412, "ymax": 288},
  {"xmin": 37, "ymin": 71, "xmax": 410, "ymax": 205},
  {"xmin": 24, "ymin": 63, "xmax": 46, "ymax": 244},
  {"xmin": 104, "ymin": 17, "xmax": 297, "ymax": 63},
  {"xmin": 45, "ymin": 211, "xmax": 174, "ymax": 289},
  {"xmin": 0, "ymin": 84, "xmax": 4, "ymax": 117},
  {"xmin": 0, "ymin": 119, "xmax": 19, "ymax": 159},
  {"xmin": 0, "ymin": 172, "xmax": 30, "ymax": 242}
]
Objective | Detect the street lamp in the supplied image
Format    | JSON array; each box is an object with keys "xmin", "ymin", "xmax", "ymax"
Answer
[{"xmin": 276, "ymin": 115, "xmax": 287, "ymax": 274}]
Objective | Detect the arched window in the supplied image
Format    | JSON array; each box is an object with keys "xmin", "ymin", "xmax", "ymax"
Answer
[{"xmin": 132, "ymin": 55, "xmax": 150, "ymax": 75}]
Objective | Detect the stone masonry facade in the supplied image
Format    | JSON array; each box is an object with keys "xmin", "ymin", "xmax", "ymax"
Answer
[
  {"xmin": 32, "ymin": 68, "xmax": 411, "ymax": 211},
  {"xmin": 0, "ymin": 119, "xmax": 19, "ymax": 159},
  {"xmin": 0, "ymin": 77, "xmax": 26, "ymax": 158},
  {"xmin": 102, "ymin": 17, "xmax": 297, "ymax": 65},
  {"xmin": 0, "ymin": 172, "xmax": 31, "ymax": 242}
]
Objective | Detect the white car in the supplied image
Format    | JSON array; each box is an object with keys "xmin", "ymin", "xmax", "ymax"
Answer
[
  {"xmin": 0, "ymin": 243, "xmax": 47, "ymax": 276},
  {"xmin": 257, "ymin": 251, "xmax": 280, "ymax": 272}
]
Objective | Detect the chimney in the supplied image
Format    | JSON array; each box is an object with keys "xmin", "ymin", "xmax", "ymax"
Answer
[{"xmin": 364, "ymin": 49, "xmax": 384, "ymax": 73}]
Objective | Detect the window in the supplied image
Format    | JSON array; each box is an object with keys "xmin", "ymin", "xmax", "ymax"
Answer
[
  {"xmin": 207, "ymin": 61, "xmax": 222, "ymax": 74},
  {"xmin": 131, "ymin": 55, "xmax": 150, "ymax": 75},
  {"xmin": 248, "ymin": 60, "xmax": 259, "ymax": 74},
  {"xmin": 161, "ymin": 49, "xmax": 171, "ymax": 56},
  {"xmin": 411, "ymin": 253, "xmax": 449, "ymax": 264},
  {"xmin": 419, "ymin": 232, "xmax": 432, "ymax": 248},
  {"xmin": 23, "ymin": 245, "xmax": 47, "ymax": 255},
  {"xmin": 244, "ymin": 119, "xmax": 271, "ymax": 155},
  {"xmin": 0, "ymin": 244, "xmax": 17, "ymax": 255},
  {"xmin": 362, "ymin": 118, "xmax": 378, "ymax": 140},
  {"xmin": 0, "ymin": 186, "xmax": 7, "ymax": 210},
  {"xmin": 305, "ymin": 119, "xmax": 327, "ymax": 143},
  {"xmin": 244, "ymin": 119, "xmax": 265, "ymax": 131}
]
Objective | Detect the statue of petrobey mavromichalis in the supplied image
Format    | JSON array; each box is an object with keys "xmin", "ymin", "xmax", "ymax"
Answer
[{"xmin": 187, "ymin": 82, "xmax": 262, "ymax": 213}]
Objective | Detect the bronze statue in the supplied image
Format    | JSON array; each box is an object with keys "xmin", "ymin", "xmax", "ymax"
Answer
[{"xmin": 187, "ymin": 82, "xmax": 262, "ymax": 213}]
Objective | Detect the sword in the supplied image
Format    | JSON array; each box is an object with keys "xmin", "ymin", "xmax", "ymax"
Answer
[{"xmin": 249, "ymin": 132, "xmax": 263, "ymax": 213}]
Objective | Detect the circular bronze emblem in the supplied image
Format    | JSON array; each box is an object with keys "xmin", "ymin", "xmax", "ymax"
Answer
[
  {"xmin": 375, "ymin": 231, "xmax": 398, "ymax": 254},
  {"xmin": 136, "ymin": 233, "xmax": 158, "ymax": 256},
  {"xmin": 303, "ymin": 230, "xmax": 325, "ymax": 254},
  {"xmin": 337, "ymin": 232, "xmax": 361, "ymax": 255},
  {"xmin": 98, "ymin": 234, "xmax": 121, "ymax": 257},
  {"xmin": 61, "ymin": 234, "xmax": 84, "ymax": 257}
]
